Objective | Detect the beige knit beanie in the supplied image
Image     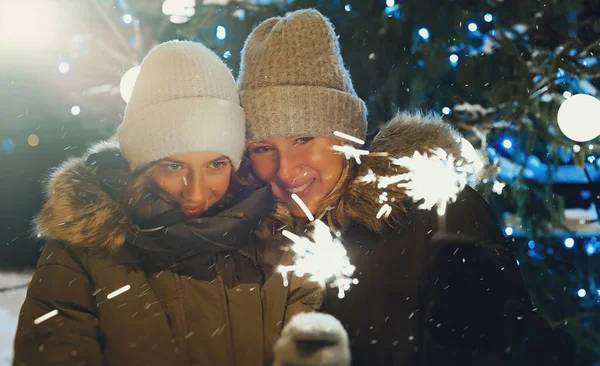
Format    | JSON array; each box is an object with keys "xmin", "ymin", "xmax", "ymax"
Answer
[
  {"xmin": 117, "ymin": 40, "xmax": 245, "ymax": 172},
  {"xmin": 238, "ymin": 9, "xmax": 367, "ymax": 144}
]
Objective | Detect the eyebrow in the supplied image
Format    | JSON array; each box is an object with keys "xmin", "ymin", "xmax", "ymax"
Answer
[{"xmin": 161, "ymin": 155, "xmax": 229, "ymax": 165}]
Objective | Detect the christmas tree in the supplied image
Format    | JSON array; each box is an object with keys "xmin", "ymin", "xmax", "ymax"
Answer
[{"xmin": 5, "ymin": 0, "xmax": 599, "ymax": 363}]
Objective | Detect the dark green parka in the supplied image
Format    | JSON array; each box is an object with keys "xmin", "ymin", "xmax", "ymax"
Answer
[{"xmin": 13, "ymin": 142, "xmax": 322, "ymax": 366}]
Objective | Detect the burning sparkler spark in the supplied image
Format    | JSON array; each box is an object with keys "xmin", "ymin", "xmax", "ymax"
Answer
[
  {"xmin": 291, "ymin": 193, "xmax": 314, "ymax": 221},
  {"xmin": 358, "ymin": 168, "xmax": 377, "ymax": 184},
  {"xmin": 278, "ymin": 220, "xmax": 358, "ymax": 299},
  {"xmin": 333, "ymin": 131, "xmax": 365, "ymax": 145},
  {"xmin": 492, "ymin": 180, "xmax": 506, "ymax": 195},
  {"xmin": 391, "ymin": 148, "xmax": 472, "ymax": 216},
  {"xmin": 332, "ymin": 145, "xmax": 370, "ymax": 164},
  {"xmin": 376, "ymin": 204, "xmax": 392, "ymax": 219},
  {"xmin": 107, "ymin": 285, "xmax": 131, "ymax": 299},
  {"xmin": 34, "ymin": 309, "xmax": 59, "ymax": 325}
]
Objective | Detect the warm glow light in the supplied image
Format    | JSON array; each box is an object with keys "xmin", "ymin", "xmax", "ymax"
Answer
[
  {"xmin": 27, "ymin": 134, "xmax": 39, "ymax": 147},
  {"xmin": 0, "ymin": 0, "xmax": 61, "ymax": 50},
  {"xmin": 557, "ymin": 94, "xmax": 600, "ymax": 142},
  {"xmin": 119, "ymin": 66, "xmax": 141, "ymax": 103},
  {"xmin": 58, "ymin": 62, "xmax": 70, "ymax": 73}
]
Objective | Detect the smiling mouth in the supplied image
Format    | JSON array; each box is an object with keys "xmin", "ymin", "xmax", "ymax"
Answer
[
  {"xmin": 182, "ymin": 206, "xmax": 204, "ymax": 216},
  {"xmin": 285, "ymin": 179, "xmax": 315, "ymax": 194}
]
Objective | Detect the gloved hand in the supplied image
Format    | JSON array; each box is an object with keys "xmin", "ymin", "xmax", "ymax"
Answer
[{"xmin": 273, "ymin": 313, "xmax": 350, "ymax": 366}]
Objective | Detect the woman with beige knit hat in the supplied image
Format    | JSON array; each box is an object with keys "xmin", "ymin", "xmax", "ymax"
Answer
[
  {"xmin": 240, "ymin": 9, "xmax": 564, "ymax": 366},
  {"xmin": 13, "ymin": 40, "xmax": 321, "ymax": 366}
]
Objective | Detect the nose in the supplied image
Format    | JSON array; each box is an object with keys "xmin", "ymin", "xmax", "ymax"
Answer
[
  {"xmin": 277, "ymin": 149, "xmax": 303, "ymax": 186},
  {"xmin": 181, "ymin": 172, "xmax": 208, "ymax": 205}
]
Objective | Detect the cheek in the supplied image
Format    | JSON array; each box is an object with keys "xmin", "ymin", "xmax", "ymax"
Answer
[
  {"xmin": 250, "ymin": 157, "xmax": 278, "ymax": 181},
  {"xmin": 310, "ymin": 148, "xmax": 344, "ymax": 184},
  {"xmin": 207, "ymin": 170, "xmax": 232, "ymax": 199},
  {"xmin": 152, "ymin": 173, "xmax": 182, "ymax": 197}
]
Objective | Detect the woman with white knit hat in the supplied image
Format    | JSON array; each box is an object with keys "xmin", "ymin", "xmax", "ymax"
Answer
[{"xmin": 14, "ymin": 40, "xmax": 321, "ymax": 366}]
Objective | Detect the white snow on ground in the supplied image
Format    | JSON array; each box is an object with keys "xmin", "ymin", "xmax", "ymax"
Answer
[{"xmin": 0, "ymin": 272, "xmax": 31, "ymax": 366}]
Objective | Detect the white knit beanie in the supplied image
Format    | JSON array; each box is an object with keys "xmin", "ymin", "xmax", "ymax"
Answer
[{"xmin": 117, "ymin": 40, "xmax": 245, "ymax": 172}]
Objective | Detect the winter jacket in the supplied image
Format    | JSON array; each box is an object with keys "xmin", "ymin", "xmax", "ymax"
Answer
[
  {"xmin": 13, "ymin": 142, "xmax": 322, "ymax": 366},
  {"xmin": 318, "ymin": 113, "xmax": 571, "ymax": 366}
]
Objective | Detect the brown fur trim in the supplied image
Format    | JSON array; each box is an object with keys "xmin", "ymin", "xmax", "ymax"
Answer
[
  {"xmin": 34, "ymin": 141, "xmax": 145, "ymax": 252},
  {"xmin": 339, "ymin": 111, "xmax": 465, "ymax": 232}
]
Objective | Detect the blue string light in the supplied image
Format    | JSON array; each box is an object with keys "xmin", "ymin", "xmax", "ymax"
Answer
[
  {"xmin": 467, "ymin": 22, "xmax": 478, "ymax": 32},
  {"xmin": 484, "ymin": 13, "xmax": 493, "ymax": 23},
  {"xmin": 122, "ymin": 14, "xmax": 133, "ymax": 24},
  {"xmin": 418, "ymin": 28, "xmax": 430, "ymax": 40},
  {"xmin": 528, "ymin": 240, "xmax": 536, "ymax": 249},
  {"xmin": 449, "ymin": 54, "xmax": 459, "ymax": 66},
  {"xmin": 442, "ymin": 106, "xmax": 451, "ymax": 115},
  {"xmin": 502, "ymin": 139, "xmax": 513, "ymax": 150},
  {"xmin": 504, "ymin": 227, "xmax": 513, "ymax": 236},
  {"xmin": 223, "ymin": 50, "xmax": 231, "ymax": 59},
  {"xmin": 577, "ymin": 289, "xmax": 587, "ymax": 298},
  {"xmin": 216, "ymin": 25, "xmax": 227, "ymax": 40},
  {"xmin": 586, "ymin": 243, "xmax": 596, "ymax": 255},
  {"xmin": 2, "ymin": 139, "xmax": 14, "ymax": 154},
  {"xmin": 386, "ymin": 0, "xmax": 395, "ymax": 6},
  {"xmin": 344, "ymin": 4, "xmax": 352, "ymax": 11}
]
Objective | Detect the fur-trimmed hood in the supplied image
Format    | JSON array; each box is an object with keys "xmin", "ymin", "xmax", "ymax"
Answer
[
  {"xmin": 339, "ymin": 112, "xmax": 479, "ymax": 232},
  {"xmin": 34, "ymin": 141, "xmax": 136, "ymax": 252}
]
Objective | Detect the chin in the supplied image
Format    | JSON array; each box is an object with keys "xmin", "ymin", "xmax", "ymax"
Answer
[{"xmin": 285, "ymin": 199, "xmax": 318, "ymax": 219}]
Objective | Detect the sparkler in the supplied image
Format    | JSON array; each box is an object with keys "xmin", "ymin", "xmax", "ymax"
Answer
[
  {"xmin": 398, "ymin": 148, "xmax": 471, "ymax": 232},
  {"xmin": 332, "ymin": 145, "xmax": 370, "ymax": 164},
  {"xmin": 390, "ymin": 148, "xmax": 472, "ymax": 217},
  {"xmin": 34, "ymin": 309, "xmax": 59, "ymax": 325},
  {"xmin": 332, "ymin": 130, "xmax": 369, "ymax": 164},
  {"xmin": 333, "ymin": 131, "xmax": 365, "ymax": 145},
  {"xmin": 357, "ymin": 147, "xmax": 474, "ymax": 231},
  {"xmin": 291, "ymin": 193, "xmax": 314, "ymax": 221},
  {"xmin": 107, "ymin": 285, "xmax": 131, "ymax": 299},
  {"xmin": 278, "ymin": 220, "xmax": 358, "ymax": 299}
]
